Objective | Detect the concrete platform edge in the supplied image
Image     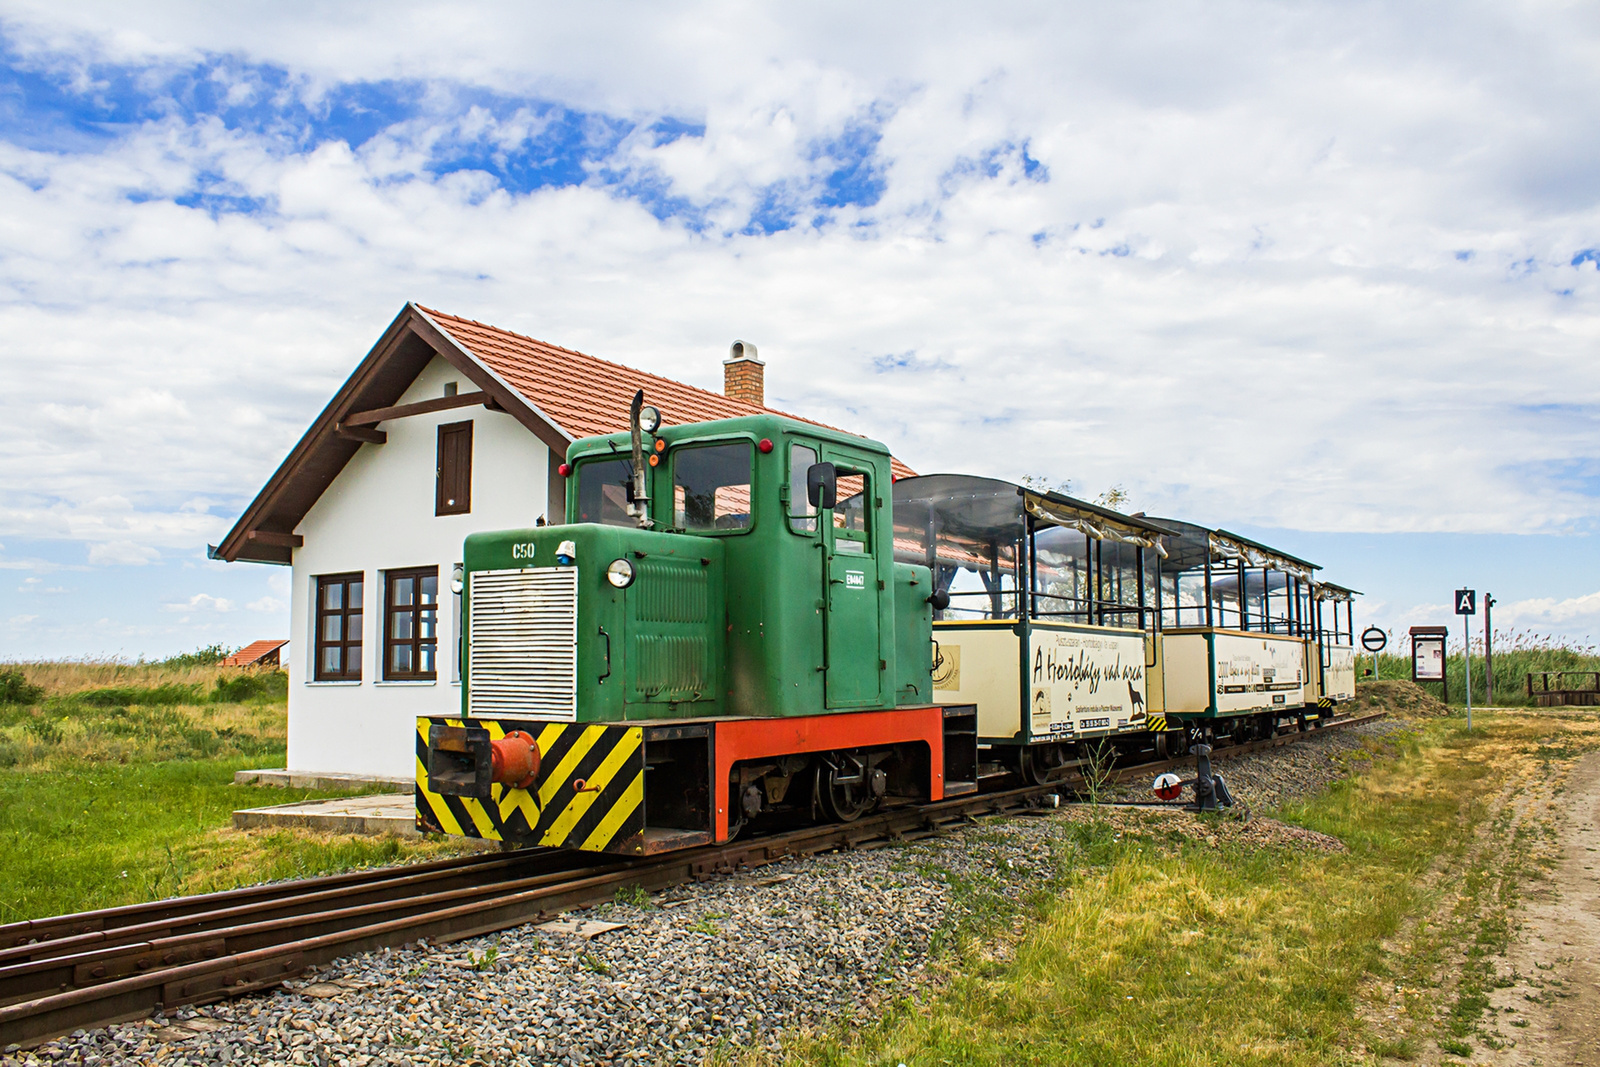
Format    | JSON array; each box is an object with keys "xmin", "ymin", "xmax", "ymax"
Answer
[{"xmin": 234, "ymin": 768, "xmax": 413, "ymax": 792}]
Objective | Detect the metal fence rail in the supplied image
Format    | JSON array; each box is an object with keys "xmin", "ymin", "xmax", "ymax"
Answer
[{"xmin": 1526, "ymin": 671, "xmax": 1600, "ymax": 707}]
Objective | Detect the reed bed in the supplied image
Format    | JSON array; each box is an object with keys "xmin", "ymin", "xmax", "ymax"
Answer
[{"xmin": 1359, "ymin": 630, "xmax": 1600, "ymax": 707}]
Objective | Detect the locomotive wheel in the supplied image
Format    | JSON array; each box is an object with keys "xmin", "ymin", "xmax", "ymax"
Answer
[{"xmin": 816, "ymin": 756, "xmax": 877, "ymax": 823}]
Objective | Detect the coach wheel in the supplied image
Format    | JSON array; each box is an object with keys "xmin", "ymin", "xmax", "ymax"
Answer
[
  {"xmin": 1154, "ymin": 731, "xmax": 1170, "ymax": 761},
  {"xmin": 1021, "ymin": 743, "xmax": 1072, "ymax": 785},
  {"xmin": 816, "ymin": 754, "xmax": 880, "ymax": 823}
]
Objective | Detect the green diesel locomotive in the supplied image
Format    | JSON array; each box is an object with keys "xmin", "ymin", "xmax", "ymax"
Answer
[{"xmin": 417, "ymin": 397, "xmax": 978, "ymax": 855}]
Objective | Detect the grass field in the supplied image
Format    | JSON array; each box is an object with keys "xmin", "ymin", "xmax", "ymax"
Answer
[
  {"xmin": 0, "ymin": 660, "xmax": 473, "ymax": 923},
  {"xmin": 757, "ymin": 690, "xmax": 1600, "ymax": 1066}
]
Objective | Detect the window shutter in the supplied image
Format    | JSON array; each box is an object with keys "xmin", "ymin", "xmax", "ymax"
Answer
[{"xmin": 436, "ymin": 421, "xmax": 473, "ymax": 515}]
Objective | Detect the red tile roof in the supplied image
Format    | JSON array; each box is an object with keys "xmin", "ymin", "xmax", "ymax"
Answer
[
  {"xmin": 222, "ymin": 639, "xmax": 288, "ymax": 667},
  {"xmin": 418, "ymin": 306, "xmax": 917, "ymax": 480}
]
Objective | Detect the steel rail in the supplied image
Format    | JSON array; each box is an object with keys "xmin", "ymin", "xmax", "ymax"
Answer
[
  {"xmin": 0, "ymin": 710, "xmax": 1385, "ymax": 1049},
  {"xmin": 0, "ymin": 849, "xmax": 542, "ymax": 952}
]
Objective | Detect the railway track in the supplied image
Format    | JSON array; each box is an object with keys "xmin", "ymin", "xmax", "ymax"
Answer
[{"xmin": 0, "ymin": 710, "xmax": 1387, "ymax": 1049}]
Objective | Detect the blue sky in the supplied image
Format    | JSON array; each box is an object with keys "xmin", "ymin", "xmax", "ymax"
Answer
[{"xmin": 0, "ymin": 2, "xmax": 1598, "ymax": 658}]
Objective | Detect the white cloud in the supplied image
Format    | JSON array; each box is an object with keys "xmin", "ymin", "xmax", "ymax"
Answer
[
  {"xmin": 1498, "ymin": 590, "xmax": 1600, "ymax": 633},
  {"xmin": 163, "ymin": 593, "xmax": 235, "ymax": 613},
  {"xmin": 0, "ymin": 0, "xmax": 1595, "ymax": 587},
  {"xmin": 246, "ymin": 596, "xmax": 286, "ymax": 613},
  {"xmin": 86, "ymin": 540, "xmax": 160, "ymax": 566}
]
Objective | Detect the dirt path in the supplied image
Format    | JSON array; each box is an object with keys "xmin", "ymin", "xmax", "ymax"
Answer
[{"xmin": 1483, "ymin": 750, "xmax": 1600, "ymax": 1066}]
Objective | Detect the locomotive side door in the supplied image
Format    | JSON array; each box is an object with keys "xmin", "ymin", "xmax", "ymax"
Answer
[{"xmin": 821, "ymin": 458, "xmax": 882, "ymax": 708}]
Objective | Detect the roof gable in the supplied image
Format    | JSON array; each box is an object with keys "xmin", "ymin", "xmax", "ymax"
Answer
[{"xmin": 216, "ymin": 302, "xmax": 914, "ymax": 564}]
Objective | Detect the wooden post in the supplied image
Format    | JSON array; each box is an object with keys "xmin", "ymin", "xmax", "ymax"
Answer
[{"xmin": 1483, "ymin": 595, "xmax": 1494, "ymax": 705}]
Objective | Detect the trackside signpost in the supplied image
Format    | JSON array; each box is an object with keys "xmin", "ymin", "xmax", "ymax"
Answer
[
  {"xmin": 1456, "ymin": 588, "xmax": 1476, "ymax": 731},
  {"xmin": 1360, "ymin": 626, "xmax": 1387, "ymax": 682}
]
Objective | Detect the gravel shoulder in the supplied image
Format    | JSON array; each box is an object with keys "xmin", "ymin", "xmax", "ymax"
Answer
[{"xmin": 2, "ymin": 721, "xmax": 1401, "ymax": 1067}]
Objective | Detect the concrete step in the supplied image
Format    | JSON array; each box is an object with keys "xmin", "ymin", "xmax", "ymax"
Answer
[{"xmin": 232, "ymin": 793, "xmax": 419, "ymax": 836}]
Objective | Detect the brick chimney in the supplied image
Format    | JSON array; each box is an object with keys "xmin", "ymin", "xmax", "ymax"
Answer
[{"xmin": 723, "ymin": 340, "xmax": 764, "ymax": 406}]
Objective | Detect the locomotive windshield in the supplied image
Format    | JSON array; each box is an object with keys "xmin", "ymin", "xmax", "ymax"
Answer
[
  {"xmin": 672, "ymin": 441, "xmax": 753, "ymax": 532},
  {"xmin": 575, "ymin": 456, "xmax": 636, "ymax": 528}
]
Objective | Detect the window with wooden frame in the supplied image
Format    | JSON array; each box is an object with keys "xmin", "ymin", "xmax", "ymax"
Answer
[
  {"xmin": 436, "ymin": 421, "xmax": 473, "ymax": 515},
  {"xmin": 313, "ymin": 572, "xmax": 363, "ymax": 681},
  {"xmin": 384, "ymin": 567, "xmax": 439, "ymax": 680}
]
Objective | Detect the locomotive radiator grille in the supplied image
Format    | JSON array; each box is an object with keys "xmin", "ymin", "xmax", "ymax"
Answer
[{"xmin": 467, "ymin": 567, "xmax": 579, "ymax": 720}]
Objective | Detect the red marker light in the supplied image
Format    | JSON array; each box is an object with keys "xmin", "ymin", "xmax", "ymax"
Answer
[
  {"xmin": 758, "ymin": 438, "xmax": 773, "ymax": 454},
  {"xmin": 558, "ymin": 463, "xmax": 571, "ymax": 477},
  {"xmin": 654, "ymin": 438, "xmax": 666, "ymax": 453},
  {"xmin": 648, "ymin": 454, "xmax": 659, "ymax": 467}
]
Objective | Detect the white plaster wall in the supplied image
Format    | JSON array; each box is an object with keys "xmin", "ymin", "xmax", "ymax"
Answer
[{"xmin": 286, "ymin": 355, "xmax": 552, "ymax": 778}]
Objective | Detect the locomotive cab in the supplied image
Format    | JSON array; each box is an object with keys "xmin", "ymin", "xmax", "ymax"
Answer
[{"xmin": 417, "ymin": 404, "xmax": 978, "ymax": 855}]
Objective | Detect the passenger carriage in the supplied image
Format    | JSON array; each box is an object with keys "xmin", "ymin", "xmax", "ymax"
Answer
[
  {"xmin": 1311, "ymin": 581, "xmax": 1359, "ymax": 709},
  {"xmin": 1147, "ymin": 518, "xmax": 1341, "ymax": 742},
  {"xmin": 891, "ymin": 475, "xmax": 1176, "ymax": 783}
]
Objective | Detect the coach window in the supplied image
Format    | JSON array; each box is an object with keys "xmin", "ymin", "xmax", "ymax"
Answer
[
  {"xmin": 574, "ymin": 456, "xmax": 637, "ymax": 528},
  {"xmin": 673, "ymin": 442, "xmax": 754, "ymax": 532},
  {"xmin": 788, "ymin": 444, "xmax": 819, "ymax": 533},
  {"xmin": 314, "ymin": 572, "xmax": 363, "ymax": 681},
  {"xmin": 384, "ymin": 567, "xmax": 438, "ymax": 680}
]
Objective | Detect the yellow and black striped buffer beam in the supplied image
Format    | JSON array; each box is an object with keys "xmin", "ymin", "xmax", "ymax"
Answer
[
  {"xmin": 415, "ymin": 717, "xmax": 646, "ymax": 854},
  {"xmin": 1145, "ymin": 715, "xmax": 1168, "ymax": 733}
]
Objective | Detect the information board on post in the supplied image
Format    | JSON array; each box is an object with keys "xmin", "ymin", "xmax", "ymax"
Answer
[{"xmin": 1409, "ymin": 625, "xmax": 1449, "ymax": 705}]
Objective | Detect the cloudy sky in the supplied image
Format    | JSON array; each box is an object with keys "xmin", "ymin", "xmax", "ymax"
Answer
[{"xmin": 1, "ymin": 1, "xmax": 1597, "ymax": 659}]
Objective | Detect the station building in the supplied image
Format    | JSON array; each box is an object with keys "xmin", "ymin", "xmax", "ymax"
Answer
[{"xmin": 215, "ymin": 303, "xmax": 909, "ymax": 781}]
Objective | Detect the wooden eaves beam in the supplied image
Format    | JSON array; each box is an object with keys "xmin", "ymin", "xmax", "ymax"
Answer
[
  {"xmin": 246, "ymin": 530, "xmax": 303, "ymax": 548},
  {"xmin": 342, "ymin": 390, "xmax": 496, "ymax": 427},
  {"xmin": 334, "ymin": 424, "xmax": 387, "ymax": 444}
]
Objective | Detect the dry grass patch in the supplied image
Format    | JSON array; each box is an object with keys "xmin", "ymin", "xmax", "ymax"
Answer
[{"xmin": 766, "ymin": 705, "xmax": 1600, "ymax": 1067}]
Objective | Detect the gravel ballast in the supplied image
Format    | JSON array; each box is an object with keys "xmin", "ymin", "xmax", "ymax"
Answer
[{"xmin": 2, "ymin": 719, "xmax": 1406, "ymax": 1067}]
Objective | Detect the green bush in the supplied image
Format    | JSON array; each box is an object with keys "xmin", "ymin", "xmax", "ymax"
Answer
[
  {"xmin": 160, "ymin": 644, "xmax": 234, "ymax": 668},
  {"xmin": 0, "ymin": 669, "xmax": 44, "ymax": 706},
  {"xmin": 212, "ymin": 671, "xmax": 288, "ymax": 703},
  {"xmin": 74, "ymin": 684, "xmax": 204, "ymax": 707}
]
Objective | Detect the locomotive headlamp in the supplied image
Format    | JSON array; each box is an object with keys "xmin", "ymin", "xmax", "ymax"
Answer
[
  {"xmin": 606, "ymin": 558, "xmax": 636, "ymax": 588},
  {"xmin": 450, "ymin": 564, "xmax": 464, "ymax": 595},
  {"xmin": 638, "ymin": 405, "xmax": 662, "ymax": 434},
  {"xmin": 556, "ymin": 540, "xmax": 577, "ymax": 566}
]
